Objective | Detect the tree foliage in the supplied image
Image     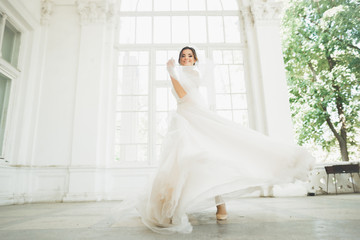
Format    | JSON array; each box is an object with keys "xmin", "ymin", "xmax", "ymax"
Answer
[{"xmin": 282, "ymin": 0, "xmax": 360, "ymax": 161}]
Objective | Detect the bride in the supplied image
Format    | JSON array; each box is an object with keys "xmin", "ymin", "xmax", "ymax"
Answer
[{"xmin": 135, "ymin": 46, "xmax": 314, "ymax": 234}]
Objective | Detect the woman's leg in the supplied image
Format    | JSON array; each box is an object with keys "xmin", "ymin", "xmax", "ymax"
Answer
[
  {"xmin": 215, "ymin": 195, "xmax": 224, "ymax": 205},
  {"xmin": 215, "ymin": 195, "xmax": 227, "ymax": 220}
]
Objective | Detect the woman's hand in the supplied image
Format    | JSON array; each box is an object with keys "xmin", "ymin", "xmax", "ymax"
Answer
[
  {"xmin": 167, "ymin": 58, "xmax": 178, "ymax": 79},
  {"xmin": 167, "ymin": 58, "xmax": 176, "ymax": 69}
]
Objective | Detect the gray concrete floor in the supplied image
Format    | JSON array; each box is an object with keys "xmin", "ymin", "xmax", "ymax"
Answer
[{"xmin": 0, "ymin": 194, "xmax": 359, "ymax": 240}]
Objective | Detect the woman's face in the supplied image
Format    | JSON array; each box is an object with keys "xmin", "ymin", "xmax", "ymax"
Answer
[{"xmin": 179, "ymin": 49, "xmax": 196, "ymax": 66}]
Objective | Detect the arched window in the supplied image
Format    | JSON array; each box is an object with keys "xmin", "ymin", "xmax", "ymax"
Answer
[{"xmin": 115, "ymin": 0, "xmax": 248, "ymax": 166}]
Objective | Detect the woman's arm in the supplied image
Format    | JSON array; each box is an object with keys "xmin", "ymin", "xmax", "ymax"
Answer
[
  {"xmin": 170, "ymin": 76, "xmax": 187, "ymax": 98},
  {"xmin": 167, "ymin": 58, "xmax": 187, "ymax": 99}
]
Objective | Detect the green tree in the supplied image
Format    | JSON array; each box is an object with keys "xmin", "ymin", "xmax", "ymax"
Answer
[{"xmin": 282, "ymin": 0, "xmax": 360, "ymax": 161}]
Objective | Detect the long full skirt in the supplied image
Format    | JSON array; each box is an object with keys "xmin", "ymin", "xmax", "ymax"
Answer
[{"xmin": 136, "ymin": 94, "xmax": 314, "ymax": 234}]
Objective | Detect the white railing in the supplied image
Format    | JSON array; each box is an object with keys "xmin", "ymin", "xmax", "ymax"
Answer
[{"xmin": 308, "ymin": 162, "xmax": 360, "ymax": 195}]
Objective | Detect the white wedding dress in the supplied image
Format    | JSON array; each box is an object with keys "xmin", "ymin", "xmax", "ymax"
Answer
[{"xmin": 135, "ymin": 64, "xmax": 314, "ymax": 234}]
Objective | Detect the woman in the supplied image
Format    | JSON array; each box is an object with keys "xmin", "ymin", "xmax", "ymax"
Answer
[{"xmin": 136, "ymin": 46, "xmax": 314, "ymax": 234}]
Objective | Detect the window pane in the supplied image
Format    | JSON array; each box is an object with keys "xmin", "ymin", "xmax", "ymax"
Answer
[
  {"xmin": 137, "ymin": 66, "xmax": 149, "ymax": 94},
  {"xmin": 229, "ymin": 65, "xmax": 246, "ymax": 93},
  {"xmin": 114, "ymin": 145, "xmax": 121, "ymax": 161},
  {"xmin": 116, "ymin": 144, "xmax": 148, "ymax": 162},
  {"xmin": 189, "ymin": 0, "xmax": 206, "ymax": 11},
  {"xmin": 167, "ymin": 50, "xmax": 178, "ymax": 60},
  {"xmin": 172, "ymin": 0, "xmax": 188, "ymax": 11},
  {"xmin": 117, "ymin": 96, "xmax": 148, "ymax": 111},
  {"xmin": 214, "ymin": 65, "xmax": 230, "ymax": 93},
  {"xmin": 136, "ymin": 17, "xmax": 152, "ymax": 43},
  {"xmin": 212, "ymin": 50, "xmax": 223, "ymax": 64},
  {"xmin": 119, "ymin": 145, "xmax": 137, "ymax": 161},
  {"xmin": 118, "ymin": 66, "xmax": 148, "ymax": 95},
  {"xmin": 137, "ymin": 144, "xmax": 148, "ymax": 162},
  {"xmin": 208, "ymin": 16, "xmax": 224, "ymax": 43},
  {"xmin": 154, "ymin": 0, "xmax": 170, "ymax": 11},
  {"xmin": 138, "ymin": 51, "xmax": 150, "ymax": 65},
  {"xmin": 115, "ymin": 50, "xmax": 151, "ymax": 164},
  {"xmin": 137, "ymin": 0, "xmax": 152, "ymax": 11},
  {"xmin": 232, "ymin": 94, "xmax": 247, "ymax": 109},
  {"xmin": 207, "ymin": 0, "xmax": 222, "ymax": 10},
  {"xmin": 189, "ymin": 16, "xmax": 207, "ymax": 43},
  {"xmin": 221, "ymin": 0, "xmax": 239, "ymax": 10},
  {"xmin": 156, "ymin": 51, "xmax": 167, "ymax": 65},
  {"xmin": 119, "ymin": 0, "xmax": 137, "ymax": 11},
  {"xmin": 117, "ymin": 112, "xmax": 148, "ymax": 144},
  {"xmin": 118, "ymin": 52, "xmax": 127, "ymax": 65},
  {"xmin": 119, "ymin": 17, "xmax": 135, "ymax": 44},
  {"xmin": 154, "ymin": 17, "xmax": 170, "ymax": 43},
  {"xmin": 224, "ymin": 16, "xmax": 241, "ymax": 43},
  {"xmin": 0, "ymin": 73, "xmax": 11, "ymax": 156},
  {"xmin": 156, "ymin": 66, "xmax": 167, "ymax": 81},
  {"xmin": 196, "ymin": 49, "xmax": 207, "ymax": 59},
  {"xmin": 216, "ymin": 94, "xmax": 232, "ymax": 109},
  {"xmin": 172, "ymin": 16, "xmax": 189, "ymax": 43},
  {"xmin": 118, "ymin": 51, "xmax": 148, "ymax": 66},
  {"xmin": 156, "ymin": 88, "xmax": 168, "ymax": 111},
  {"xmin": 223, "ymin": 50, "xmax": 233, "ymax": 64},
  {"xmin": 127, "ymin": 51, "xmax": 140, "ymax": 65},
  {"xmin": 2, "ymin": 23, "xmax": 18, "ymax": 65},
  {"xmin": 233, "ymin": 50, "xmax": 243, "ymax": 64}
]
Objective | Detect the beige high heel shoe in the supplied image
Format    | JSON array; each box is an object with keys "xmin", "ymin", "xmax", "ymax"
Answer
[
  {"xmin": 216, "ymin": 204, "xmax": 228, "ymax": 220},
  {"xmin": 216, "ymin": 213, "xmax": 228, "ymax": 220}
]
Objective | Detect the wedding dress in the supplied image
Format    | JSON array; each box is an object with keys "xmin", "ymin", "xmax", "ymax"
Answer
[{"xmin": 135, "ymin": 62, "xmax": 314, "ymax": 234}]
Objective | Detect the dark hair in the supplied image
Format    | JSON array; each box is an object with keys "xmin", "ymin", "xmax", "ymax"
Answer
[{"xmin": 178, "ymin": 46, "xmax": 198, "ymax": 64}]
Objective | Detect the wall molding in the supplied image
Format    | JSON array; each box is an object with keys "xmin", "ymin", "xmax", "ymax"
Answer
[
  {"xmin": 0, "ymin": 166, "xmax": 155, "ymax": 205},
  {"xmin": 251, "ymin": 0, "xmax": 283, "ymax": 25},
  {"xmin": 2, "ymin": 163, "xmax": 355, "ymax": 206},
  {"xmin": 76, "ymin": 0, "xmax": 116, "ymax": 25},
  {"xmin": 41, "ymin": 0, "xmax": 54, "ymax": 25}
]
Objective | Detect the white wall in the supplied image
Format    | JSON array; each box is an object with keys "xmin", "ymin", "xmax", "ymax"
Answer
[
  {"xmin": 33, "ymin": 4, "xmax": 79, "ymax": 166},
  {"xmin": 0, "ymin": 0, "xmax": 301, "ymax": 205}
]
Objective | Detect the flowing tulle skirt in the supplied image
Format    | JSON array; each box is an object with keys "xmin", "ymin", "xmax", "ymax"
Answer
[{"xmin": 135, "ymin": 94, "xmax": 314, "ymax": 234}]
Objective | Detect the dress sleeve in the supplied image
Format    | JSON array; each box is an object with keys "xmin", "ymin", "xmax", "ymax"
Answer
[
  {"xmin": 167, "ymin": 67, "xmax": 188, "ymax": 102},
  {"xmin": 167, "ymin": 65, "xmax": 204, "ymax": 102}
]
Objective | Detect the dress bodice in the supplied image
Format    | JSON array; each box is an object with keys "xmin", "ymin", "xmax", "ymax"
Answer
[{"xmin": 168, "ymin": 66, "xmax": 202, "ymax": 103}]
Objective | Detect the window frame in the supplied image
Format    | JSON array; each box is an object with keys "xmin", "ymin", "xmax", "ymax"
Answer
[
  {"xmin": 113, "ymin": 2, "xmax": 249, "ymax": 167},
  {"xmin": 0, "ymin": 12, "xmax": 21, "ymax": 162}
]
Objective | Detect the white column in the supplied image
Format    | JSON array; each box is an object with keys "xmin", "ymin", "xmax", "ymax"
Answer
[
  {"xmin": 65, "ymin": 0, "xmax": 115, "ymax": 201},
  {"xmin": 240, "ymin": 6, "xmax": 268, "ymax": 134},
  {"xmin": 250, "ymin": 0, "xmax": 294, "ymax": 142}
]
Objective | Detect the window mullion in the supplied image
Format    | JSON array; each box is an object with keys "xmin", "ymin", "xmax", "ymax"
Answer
[
  {"xmin": 149, "ymin": 48, "xmax": 156, "ymax": 166},
  {"xmin": 134, "ymin": 16, "xmax": 138, "ymax": 43},
  {"xmin": 205, "ymin": 10, "xmax": 209, "ymax": 44},
  {"xmin": 170, "ymin": 15, "xmax": 173, "ymax": 43},
  {"xmin": 228, "ymin": 64, "xmax": 234, "ymax": 121},
  {"xmin": 222, "ymin": 14, "xmax": 226, "ymax": 43},
  {"xmin": 118, "ymin": 11, "xmax": 240, "ymax": 16}
]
